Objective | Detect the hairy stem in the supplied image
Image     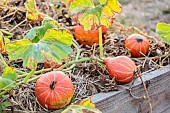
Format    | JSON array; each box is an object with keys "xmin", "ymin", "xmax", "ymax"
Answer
[
  {"xmin": 17, "ymin": 68, "xmax": 52, "ymax": 79},
  {"xmin": 63, "ymin": 40, "xmax": 81, "ymax": 72},
  {"xmin": 24, "ymin": 63, "xmax": 37, "ymax": 83},
  {"xmin": 99, "ymin": 26, "xmax": 103, "ymax": 58},
  {"xmin": 56, "ymin": 57, "xmax": 92, "ymax": 71}
]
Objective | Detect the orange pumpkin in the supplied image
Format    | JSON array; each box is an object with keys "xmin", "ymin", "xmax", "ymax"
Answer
[
  {"xmin": 125, "ymin": 34, "xmax": 149, "ymax": 57},
  {"xmin": 104, "ymin": 56, "xmax": 137, "ymax": 83},
  {"xmin": 35, "ymin": 71, "xmax": 74, "ymax": 110},
  {"xmin": 73, "ymin": 25, "xmax": 107, "ymax": 46}
]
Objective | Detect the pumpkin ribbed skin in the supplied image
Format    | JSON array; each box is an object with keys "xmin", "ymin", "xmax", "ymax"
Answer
[
  {"xmin": 73, "ymin": 25, "xmax": 107, "ymax": 46},
  {"xmin": 104, "ymin": 56, "xmax": 137, "ymax": 83},
  {"xmin": 35, "ymin": 71, "xmax": 74, "ymax": 110},
  {"xmin": 125, "ymin": 34, "xmax": 149, "ymax": 57}
]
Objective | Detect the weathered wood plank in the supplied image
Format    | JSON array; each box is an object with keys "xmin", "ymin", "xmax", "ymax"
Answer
[{"xmin": 92, "ymin": 65, "xmax": 170, "ymax": 113}]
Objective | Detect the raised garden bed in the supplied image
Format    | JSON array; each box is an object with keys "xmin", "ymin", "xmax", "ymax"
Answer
[
  {"xmin": 92, "ymin": 64, "xmax": 170, "ymax": 113},
  {"xmin": 0, "ymin": 0, "xmax": 170, "ymax": 112}
]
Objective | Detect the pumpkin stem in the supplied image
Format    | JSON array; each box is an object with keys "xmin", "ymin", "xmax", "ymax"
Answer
[
  {"xmin": 136, "ymin": 37, "xmax": 143, "ymax": 42},
  {"xmin": 50, "ymin": 81, "xmax": 57, "ymax": 90}
]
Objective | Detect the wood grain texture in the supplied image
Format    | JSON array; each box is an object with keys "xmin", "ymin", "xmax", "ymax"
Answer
[{"xmin": 92, "ymin": 65, "xmax": 170, "ymax": 113}]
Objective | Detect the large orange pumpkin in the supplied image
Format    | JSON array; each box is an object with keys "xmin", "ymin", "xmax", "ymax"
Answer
[
  {"xmin": 73, "ymin": 25, "xmax": 107, "ymax": 46},
  {"xmin": 104, "ymin": 56, "xmax": 137, "ymax": 83},
  {"xmin": 35, "ymin": 71, "xmax": 74, "ymax": 110},
  {"xmin": 125, "ymin": 34, "xmax": 149, "ymax": 57}
]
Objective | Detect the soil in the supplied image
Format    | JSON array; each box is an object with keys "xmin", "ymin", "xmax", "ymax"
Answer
[{"xmin": 0, "ymin": 0, "xmax": 170, "ymax": 112}]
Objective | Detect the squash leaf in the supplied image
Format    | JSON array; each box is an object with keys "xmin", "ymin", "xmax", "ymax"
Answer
[
  {"xmin": 0, "ymin": 67, "xmax": 18, "ymax": 90},
  {"xmin": 24, "ymin": 17, "xmax": 59, "ymax": 43},
  {"xmin": 69, "ymin": 0, "xmax": 94, "ymax": 14},
  {"xmin": 24, "ymin": 0, "xmax": 46, "ymax": 20},
  {"xmin": 62, "ymin": 97, "xmax": 102, "ymax": 113},
  {"xmin": 156, "ymin": 23, "xmax": 170, "ymax": 45},
  {"xmin": 69, "ymin": 0, "xmax": 121, "ymax": 31},
  {"xmin": 6, "ymin": 29, "xmax": 73, "ymax": 68},
  {"xmin": 0, "ymin": 102, "xmax": 11, "ymax": 113}
]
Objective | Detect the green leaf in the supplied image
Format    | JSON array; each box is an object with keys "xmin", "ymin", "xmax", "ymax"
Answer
[
  {"xmin": 6, "ymin": 29, "xmax": 73, "ymax": 68},
  {"xmin": 24, "ymin": 18, "xmax": 59, "ymax": 43},
  {"xmin": 62, "ymin": 97, "xmax": 102, "ymax": 113},
  {"xmin": 69, "ymin": 0, "xmax": 122, "ymax": 31},
  {"xmin": 24, "ymin": 0, "xmax": 45, "ymax": 20},
  {"xmin": 156, "ymin": 23, "xmax": 170, "ymax": 45},
  {"xmin": 69, "ymin": 0, "xmax": 94, "ymax": 15},
  {"xmin": 2, "ymin": 67, "xmax": 18, "ymax": 81},
  {"xmin": 0, "ymin": 67, "xmax": 18, "ymax": 90},
  {"xmin": 79, "ymin": 5, "xmax": 103, "ymax": 31},
  {"xmin": 0, "ymin": 102, "xmax": 11, "ymax": 112},
  {"xmin": 99, "ymin": 0, "xmax": 107, "ymax": 5}
]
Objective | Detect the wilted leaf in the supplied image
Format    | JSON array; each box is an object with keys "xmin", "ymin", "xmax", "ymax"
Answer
[
  {"xmin": 6, "ymin": 29, "xmax": 73, "ymax": 68},
  {"xmin": 24, "ymin": 0, "xmax": 46, "ymax": 20},
  {"xmin": 0, "ymin": 67, "xmax": 18, "ymax": 90},
  {"xmin": 156, "ymin": 23, "xmax": 170, "ymax": 45},
  {"xmin": 69, "ymin": 0, "xmax": 121, "ymax": 31},
  {"xmin": 24, "ymin": 17, "xmax": 59, "ymax": 42},
  {"xmin": 62, "ymin": 97, "xmax": 102, "ymax": 113},
  {"xmin": 0, "ymin": 31, "xmax": 10, "ymax": 53}
]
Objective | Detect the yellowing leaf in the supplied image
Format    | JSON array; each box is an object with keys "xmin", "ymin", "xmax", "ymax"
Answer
[
  {"xmin": 6, "ymin": 29, "xmax": 73, "ymax": 68},
  {"xmin": 69, "ymin": 0, "xmax": 94, "ymax": 15},
  {"xmin": 62, "ymin": 97, "xmax": 102, "ymax": 113},
  {"xmin": 156, "ymin": 23, "xmax": 170, "ymax": 45},
  {"xmin": 0, "ymin": 67, "xmax": 18, "ymax": 90},
  {"xmin": 24, "ymin": 18, "xmax": 59, "ymax": 43},
  {"xmin": 99, "ymin": 0, "xmax": 107, "ymax": 5},
  {"xmin": 69, "ymin": 0, "xmax": 121, "ymax": 31},
  {"xmin": 24, "ymin": 0, "xmax": 46, "ymax": 21}
]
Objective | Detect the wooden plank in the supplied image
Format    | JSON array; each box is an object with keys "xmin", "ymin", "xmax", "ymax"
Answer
[{"xmin": 92, "ymin": 65, "xmax": 170, "ymax": 113}]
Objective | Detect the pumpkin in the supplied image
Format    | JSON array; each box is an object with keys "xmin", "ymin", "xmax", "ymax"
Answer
[
  {"xmin": 125, "ymin": 34, "xmax": 149, "ymax": 57},
  {"xmin": 35, "ymin": 71, "xmax": 74, "ymax": 110},
  {"xmin": 73, "ymin": 24, "xmax": 107, "ymax": 46},
  {"xmin": 44, "ymin": 60, "xmax": 62, "ymax": 69},
  {"xmin": 104, "ymin": 56, "xmax": 137, "ymax": 83}
]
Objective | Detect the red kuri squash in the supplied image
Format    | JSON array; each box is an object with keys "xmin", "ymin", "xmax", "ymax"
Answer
[
  {"xmin": 35, "ymin": 71, "xmax": 74, "ymax": 110},
  {"xmin": 125, "ymin": 34, "xmax": 149, "ymax": 57},
  {"xmin": 104, "ymin": 56, "xmax": 137, "ymax": 83}
]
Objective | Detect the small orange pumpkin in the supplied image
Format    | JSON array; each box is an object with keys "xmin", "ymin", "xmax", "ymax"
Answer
[
  {"xmin": 104, "ymin": 56, "xmax": 137, "ymax": 83},
  {"xmin": 35, "ymin": 71, "xmax": 74, "ymax": 110},
  {"xmin": 125, "ymin": 34, "xmax": 149, "ymax": 57},
  {"xmin": 73, "ymin": 25, "xmax": 107, "ymax": 46}
]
